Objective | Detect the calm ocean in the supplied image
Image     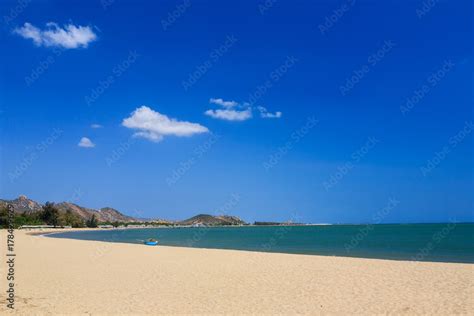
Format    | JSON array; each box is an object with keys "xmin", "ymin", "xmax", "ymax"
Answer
[{"xmin": 48, "ymin": 223, "xmax": 474, "ymax": 263}]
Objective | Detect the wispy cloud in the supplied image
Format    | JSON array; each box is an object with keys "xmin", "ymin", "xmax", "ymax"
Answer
[
  {"xmin": 205, "ymin": 98, "xmax": 281, "ymax": 121},
  {"xmin": 78, "ymin": 137, "xmax": 95, "ymax": 148},
  {"xmin": 91, "ymin": 124, "xmax": 103, "ymax": 129},
  {"xmin": 205, "ymin": 108, "xmax": 252, "ymax": 121},
  {"xmin": 258, "ymin": 106, "xmax": 282, "ymax": 119},
  {"xmin": 209, "ymin": 98, "xmax": 238, "ymax": 108},
  {"xmin": 122, "ymin": 106, "xmax": 209, "ymax": 142},
  {"xmin": 13, "ymin": 22, "xmax": 97, "ymax": 49}
]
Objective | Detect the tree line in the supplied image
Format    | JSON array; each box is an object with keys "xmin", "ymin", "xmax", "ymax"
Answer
[
  {"xmin": 1, "ymin": 202, "xmax": 100, "ymax": 229},
  {"xmin": 0, "ymin": 202, "xmax": 174, "ymax": 229}
]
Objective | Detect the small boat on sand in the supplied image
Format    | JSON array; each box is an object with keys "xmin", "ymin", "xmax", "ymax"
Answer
[{"xmin": 144, "ymin": 238, "xmax": 158, "ymax": 246}]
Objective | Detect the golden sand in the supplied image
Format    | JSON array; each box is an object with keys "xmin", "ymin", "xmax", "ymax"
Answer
[{"xmin": 0, "ymin": 230, "xmax": 472, "ymax": 315}]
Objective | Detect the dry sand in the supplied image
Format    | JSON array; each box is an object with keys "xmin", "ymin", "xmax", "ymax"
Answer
[{"xmin": 0, "ymin": 229, "xmax": 472, "ymax": 315}]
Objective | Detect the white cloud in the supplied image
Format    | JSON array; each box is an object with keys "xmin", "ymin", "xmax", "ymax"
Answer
[
  {"xmin": 209, "ymin": 98, "xmax": 238, "ymax": 108},
  {"xmin": 205, "ymin": 98, "xmax": 252, "ymax": 121},
  {"xmin": 91, "ymin": 124, "xmax": 103, "ymax": 129},
  {"xmin": 205, "ymin": 98, "xmax": 281, "ymax": 121},
  {"xmin": 78, "ymin": 137, "xmax": 95, "ymax": 148},
  {"xmin": 13, "ymin": 22, "xmax": 97, "ymax": 49},
  {"xmin": 122, "ymin": 106, "xmax": 209, "ymax": 142},
  {"xmin": 258, "ymin": 106, "xmax": 282, "ymax": 119},
  {"xmin": 204, "ymin": 108, "xmax": 252, "ymax": 121}
]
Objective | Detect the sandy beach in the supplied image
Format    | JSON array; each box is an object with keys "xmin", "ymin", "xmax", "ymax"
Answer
[{"xmin": 0, "ymin": 229, "xmax": 472, "ymax": 315}]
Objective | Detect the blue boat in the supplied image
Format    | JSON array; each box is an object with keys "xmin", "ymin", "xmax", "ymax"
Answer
[{"xmin": 144, "ymin": 238, "xmax": 158, "ymax": 246}]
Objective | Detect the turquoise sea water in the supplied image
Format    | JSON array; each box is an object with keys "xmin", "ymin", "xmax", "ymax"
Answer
[{"xmin": 48, "ymin": 223, "xmax": 474, "ymax": 263}]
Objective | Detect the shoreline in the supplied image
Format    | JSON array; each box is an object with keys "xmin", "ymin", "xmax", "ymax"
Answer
[
  {"xmin": 37, "ymin": 227, "xmax": 474, "ymax": 264},
  {"xmin": 1, "ymin": 230, "xmax": 472, "ymax": 314}
]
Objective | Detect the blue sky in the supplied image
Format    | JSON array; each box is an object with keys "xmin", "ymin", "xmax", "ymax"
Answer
[{"xmin": 0, "ymin": 0, "xmax": 472, "ymax": 223}]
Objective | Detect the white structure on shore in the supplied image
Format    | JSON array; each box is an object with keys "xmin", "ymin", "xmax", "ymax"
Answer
[
  {"xmin": 19, "ymin": 225, "xmax": 56, "ymax": 229},
  {"xmin": 98, "ymin": 225, "xmax": 114, "ymax": 229}
]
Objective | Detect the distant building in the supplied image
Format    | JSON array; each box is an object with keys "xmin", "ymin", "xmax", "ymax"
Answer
[
  {"xmin": 127, "ymin": 224, "xmax": 147, "ymax": 228},
  {"xmin": 192, "ymin": 222, "xmax": 206, "ymax": 227},
  {"xmin": 19, "ymin": 225, "xmax": 55, "ymax": 229},
  {"xmin": 98, "ymin": 225, "xmax": 114, "ymax": 229}
]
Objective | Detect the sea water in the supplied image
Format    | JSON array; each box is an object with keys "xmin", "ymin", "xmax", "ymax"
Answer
[{"xmin": 48, "ymin": 223, "xmax": 474, "ymax": 263}]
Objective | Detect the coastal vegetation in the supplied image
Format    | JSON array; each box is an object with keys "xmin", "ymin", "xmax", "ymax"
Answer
[
  {"xmin": 0, "ymin": 196, "xmax": 247, "ymax": 229},
  {"xmin": 0, "ymin": 203, "xmax": 85, "ymax": 229},
  {"xmin": 85, "ymin": 214, "xmax": 98, "ymax": 228}
]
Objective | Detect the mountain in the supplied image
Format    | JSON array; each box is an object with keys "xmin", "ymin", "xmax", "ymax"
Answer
[
  {"xmin": 97, "ymin": 207, "xmax": 137, "ymax": 223},
  {"xmin": 0, "ymin": 196, "xmax": 136, "ymax": 223},
  {"xmin": 179, "ymin": 214, "xmax": 246, "ymax": 226},
  {"xmin": 0, "ymin": 195, "xmax": 42, "ymax": 214},
  {"xmin": 135, "ymin": 217, "xmax": 174, "ymax": 225},
  {"xmin": 0, "ymin": 196, "xmax": 247, "ymax": 226},
  {"xmin": 55, "ymin": 203, "xmax": 136, "ymax": 223}
]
